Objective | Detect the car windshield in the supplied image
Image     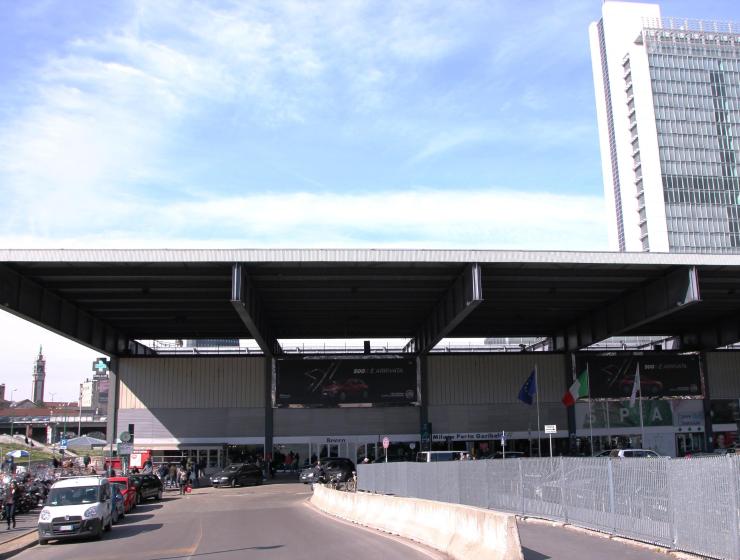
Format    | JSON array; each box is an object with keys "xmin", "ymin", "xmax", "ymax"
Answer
[
  {"xmin": 226, "ymin": 465, "xmax": 241, "ymax": 472},
  {"xmin": 48, "ymin": 486, "xmax": 100, "ymax": 506}
]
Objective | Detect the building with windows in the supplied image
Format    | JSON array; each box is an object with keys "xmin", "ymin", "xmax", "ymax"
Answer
[{"xmin": 590, "ymin": 1, "xmax": 740, "ymax": 253}]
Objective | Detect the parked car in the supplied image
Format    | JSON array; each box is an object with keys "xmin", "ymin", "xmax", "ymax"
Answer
[
  {"xmin": 210, "ymin": 463, "xmax": 262, "ymax": 488},
  {"xmin": 299, "ymin": 464, "xmax": 318, "ymax": 484},
  {"xmin": 492, "ymin": 451, "xmax": 525, "ymax": 459},
  {"xmin": 111, "ymin": 485, "xmax": 125, "ymax": 524},
  {"xmin": 713, "ymin": 447, "xmax": 737, "ymax": 455},
  {"xmin": 608, "ymin": 449, "xmax": 660, "ymax": 458},
  {"xmin": 416, "ymin": 451, "xmax": 466, "ymax": 462},
  {"xmin": 321, "ymin": 378, "xmax": 369, "ymax": 401},
  {"xmin": 37, "ymin": 475, "xmax": 113, "ymax": 544},
  {"xmin": 129, "ymin": 474, "xmax": 163, "ymax": 503},
  {"xmin": 108, "ymin": 477, "xmax": 137, "ymax": 513},
  {"xmin": 312, "ymin": 458, "xmax": 355, "ymax": 484}
]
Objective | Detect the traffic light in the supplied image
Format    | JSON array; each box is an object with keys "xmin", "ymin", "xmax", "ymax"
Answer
[{"xmin": 128, "ymin": 423, "xmax": 135, "ymax": 444}]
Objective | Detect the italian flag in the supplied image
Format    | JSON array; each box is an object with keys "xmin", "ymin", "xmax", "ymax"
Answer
[{"xmin": 562, "ymin": 369, "xmax": 589, "ymax": 407}]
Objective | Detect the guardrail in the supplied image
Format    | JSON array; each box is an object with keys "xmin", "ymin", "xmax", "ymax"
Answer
[{"xmin": 358, "ymin": 456, "xmax": 740, "ymax": 560}]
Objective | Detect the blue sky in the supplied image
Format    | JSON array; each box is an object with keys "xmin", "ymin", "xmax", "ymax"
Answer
[{"xmin": 2, "ymin": 0, "xmax": 740, "ymax": 400}]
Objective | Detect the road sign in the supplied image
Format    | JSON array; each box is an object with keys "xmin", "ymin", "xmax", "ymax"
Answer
[
  {"xmin": 545, "ymin": 424, "xmax": 557, "ymax": 434},
  {"xmin": 59, "ymin": 438, "xmax": 68, "ymax": 450},
  {"xmin": 117, "ymin": 443, "xmax": 133, "ymax": 455},
  {"xmin": 119, "ymin": 431, "xmax": 131, "ymax": 443},
  {"xmin": 382, "ymin": 437, "xmax": 390, "ymax": 449}
]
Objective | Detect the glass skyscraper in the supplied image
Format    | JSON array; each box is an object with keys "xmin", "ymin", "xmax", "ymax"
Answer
[{"xmin": 590, "ymin": 1, "xmax": 740, "ymax": 253}]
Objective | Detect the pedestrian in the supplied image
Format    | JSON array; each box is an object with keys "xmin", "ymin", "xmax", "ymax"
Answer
[
  {"xmin": 178, "ymin": 467, "xmax": 189, "ymax": 495},
  {"xmin": 3, "ymin": 480, "xmax": 20, "ymax": 529},
  {"xmin": 83, "ymin": 454, "xmax": 91, "ymax": 470}
]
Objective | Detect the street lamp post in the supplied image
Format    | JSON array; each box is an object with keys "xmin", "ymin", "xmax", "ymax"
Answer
[
  {"xmin": 78, "ymin": 384, "xmax": 83, "ymax": 437},
  {"xmin": 10, "ymin": 388, "xmax": 17, "ymax": 436}
]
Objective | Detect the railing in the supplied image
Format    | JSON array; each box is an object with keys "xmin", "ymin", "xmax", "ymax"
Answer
[{"xmin": 358, "ymin": 456, "xmax": 740, "ymax": 560}]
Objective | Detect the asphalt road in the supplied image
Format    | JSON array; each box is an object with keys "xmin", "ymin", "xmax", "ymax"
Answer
[
  {"xmin": 12, "ymin": 483, "xmax": 445, "ymax": 560},
  {"xmin": 10, "ymin": 482, "xmax": 675, "ymax": 560}
]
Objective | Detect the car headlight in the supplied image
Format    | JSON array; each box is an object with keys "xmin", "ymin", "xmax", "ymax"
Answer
[
  {"xmin": 221, "ymin": 477, "xmax": 229, "ymax": 480},
  {"xmin": 39, "ymin": 509, "xmax": 51, "ymax": 521},
  {"xmin": 83, "ymin": 506, "xmax": 98, "ymax": 519},
  {"xmin": 307, "ymin": 472, "xmax": 314, "ymax": 478}
]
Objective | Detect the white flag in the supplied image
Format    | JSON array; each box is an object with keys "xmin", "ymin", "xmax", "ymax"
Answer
[{"xmin": 629, "ymin": 363, "xmax": 640, "ymax": 408}]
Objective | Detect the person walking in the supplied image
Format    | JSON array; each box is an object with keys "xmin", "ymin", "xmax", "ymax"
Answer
[{"xmin": 3, "ymin": 481, "xmax": 20, "ymax": 529}]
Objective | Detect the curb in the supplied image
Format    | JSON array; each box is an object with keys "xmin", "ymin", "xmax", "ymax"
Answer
[{"xmin": 0, "ymin": 530, "xmax": 37, "ymax": 560}]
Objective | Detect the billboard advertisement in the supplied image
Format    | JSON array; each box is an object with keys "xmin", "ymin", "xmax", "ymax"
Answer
[
  {"xmin": 275, "ymin": 356, "xmax": 418, "ymax": 407},
  {"xmin": 573, "ymin": 353, "xmax": 703, "ymax": 399}
]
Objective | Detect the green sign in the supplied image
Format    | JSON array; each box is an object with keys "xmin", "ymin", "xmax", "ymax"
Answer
[{"xmin": 581, "ymin": 400, "xmax": 673, "ymax": 429}]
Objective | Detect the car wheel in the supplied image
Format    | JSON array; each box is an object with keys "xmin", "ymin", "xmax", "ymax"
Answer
[
  {"xmin": 157, "ymin": 489, "xmax": 163, "ymax": 500},
  {"xmin": 230, "ymin": 478, "xmax": 236, "ymax": 488},
  {"xmin": 339, "ymin": 391, "xmax": 346, "ymax": 401}
]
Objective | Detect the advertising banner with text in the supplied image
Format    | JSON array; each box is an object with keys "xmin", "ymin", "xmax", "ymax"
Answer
[
  {"xmin": 275, "ymin": 356, "xmax": 418, "ymax": 407},
  {"xmin": 573, "ymin": 353, "xmax": 703, "ymax": 399}
]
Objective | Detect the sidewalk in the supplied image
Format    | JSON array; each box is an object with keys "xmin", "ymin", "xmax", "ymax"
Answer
[{"xmin": 0, "ymin": 511, "xmax": 38, "ymax": 560}]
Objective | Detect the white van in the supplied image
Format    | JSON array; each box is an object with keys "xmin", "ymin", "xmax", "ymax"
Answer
[
  {"xmin": 37, "ymin": 476, "xmax": 113, "ymax": 544},
  {"xmin": 416, "ymin": 451, "xmax": 466, "ymax": 462}
]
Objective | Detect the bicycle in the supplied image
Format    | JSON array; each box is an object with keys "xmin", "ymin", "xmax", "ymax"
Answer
[{"xmin": 344, "ymin": 471, "xmax": 357, "ymax": 492}]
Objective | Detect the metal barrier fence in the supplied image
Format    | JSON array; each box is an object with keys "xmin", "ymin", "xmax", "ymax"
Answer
[{"xmin": 357, "ymin": 456, "xmax": 740, "ymax": 560}]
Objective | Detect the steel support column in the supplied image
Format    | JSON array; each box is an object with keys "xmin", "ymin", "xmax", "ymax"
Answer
[
  {"xmin": 554, "ymin": 266, "xmax": 701, "ymax": 352},
  {"xmin": 106, "ymin": 357, "xmax": 120, "ymax": 475},
  {"xmin": 403, "ymin": 263, "xmax": 483, "ymax": 354},
  {"xmin": 264, "ymin": 357, "xmax": 274, "ymax": 480},
  {"xmin": 230, "ymin": 264, "xmax": 282, "ymax": 357},
  {"xmin": 0, "ymin": 264, "xmax": 153, "ymax": 356}
]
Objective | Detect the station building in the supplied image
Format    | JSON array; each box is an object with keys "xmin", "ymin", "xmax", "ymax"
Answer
[{"xmin": 1, "ymin": 249, "xmax": 739, "ymax": 469}]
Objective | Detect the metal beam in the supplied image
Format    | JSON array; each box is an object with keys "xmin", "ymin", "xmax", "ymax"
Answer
[
  {"xmin": 554, "ymin": 266, "xmax": 701, "ymax": 351},
  {"xmin": 0, "ymin": 264, "xmax": 154, "ymax": 356},
  {"xmin": 681, "ymin": 314, "xmax": 740, "ymax": 350},
  {"xmin": 403, "ymin": 263, "xmax": 483, "ymax": 354},
  {"xmin": 230, "ymin": 264, "xmax": 282, "ymax": 357}
]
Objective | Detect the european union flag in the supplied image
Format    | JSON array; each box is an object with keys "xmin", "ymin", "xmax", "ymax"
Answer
[{"xmin": 518, "ymin": 370, "xmax": 537, "ymax": 405}]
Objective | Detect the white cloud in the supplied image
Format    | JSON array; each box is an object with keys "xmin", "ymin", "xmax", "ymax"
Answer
[{"xmin": 0, "ymin": 188, "xmax": 608, "ymax": 250}]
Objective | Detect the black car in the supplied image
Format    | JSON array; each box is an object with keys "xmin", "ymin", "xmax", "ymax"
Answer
[
  {"xmin": 210, "ymin": 463, "xmax": 263, "ymax": 488},
  {"xmin": 129, "ymin": 474, "xmax": 163, "ymax": 503},
  {"xmin": 311, "ymin": 458, "xmax": 355, "ymax": 484}
]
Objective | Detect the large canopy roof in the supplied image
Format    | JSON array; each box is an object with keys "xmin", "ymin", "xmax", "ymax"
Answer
[{"xmin": 1, "ymin": 249, "xmax": 740, "ymax": 355}]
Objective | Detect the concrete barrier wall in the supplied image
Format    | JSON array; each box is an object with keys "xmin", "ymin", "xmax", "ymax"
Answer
[{"xmin": 311, "ymin": 485, "xmax": 523, "ymax": 560}]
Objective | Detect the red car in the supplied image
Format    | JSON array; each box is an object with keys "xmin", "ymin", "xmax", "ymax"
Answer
[
  {"xmin": 109, "ymin": 476, "xmax": 137, "ymax": 513},
  {"xmin": 321, "ymin": 378, "xmax": 369, "ymax": 401}
]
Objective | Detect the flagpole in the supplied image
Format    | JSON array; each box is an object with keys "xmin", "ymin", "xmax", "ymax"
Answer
[
  {"xmin": 637, "ymin": 363, "xmax": 645, "ymax": 448},
  {"xmin": 587, "ymin": 363, "xmax": 594, "ymax": 455},
  {"xmin": 535, "ymin": 364, "xmax": 542, "ymax": 457}
]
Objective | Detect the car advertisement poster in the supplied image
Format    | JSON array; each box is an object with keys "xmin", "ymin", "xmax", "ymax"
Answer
[
  {"xmin": 275, "ymin": 356, "xmax": 418, "ymax": 407},
  {"xmin": 573, "ymin": 353, "xmax": 703, "ymax": 399}
]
